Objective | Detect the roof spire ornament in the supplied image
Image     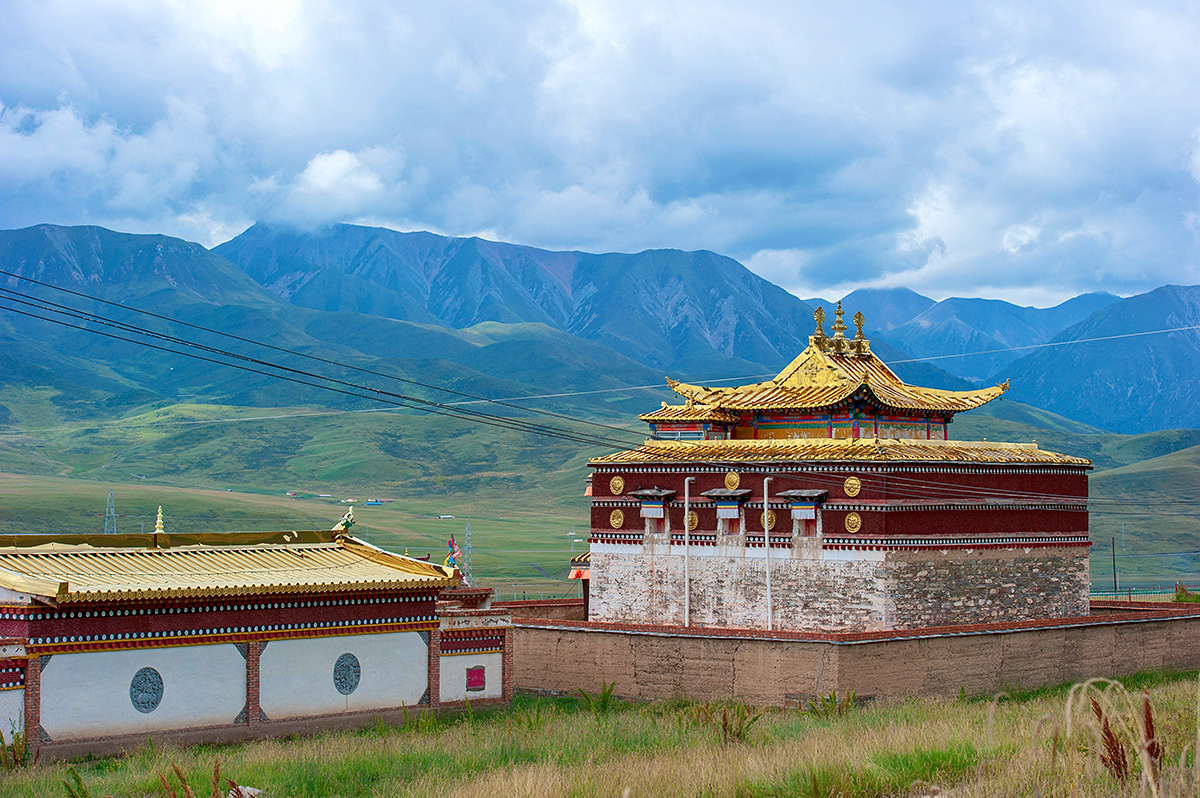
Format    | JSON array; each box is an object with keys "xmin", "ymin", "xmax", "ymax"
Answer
[
  {"xmin": 830, "ymin": 301, "xmax": 849, "ymax": 354},
  {"xmin": 154, "ymin": 506, "xmax": 164, "ymax": 534},
  {"xmin": 850, "ymin": 310, "xmax": 871, "ymax": 356},
  {"xmin": 813, "ymin": 306, "xmax": 827, "ymax": 340}
]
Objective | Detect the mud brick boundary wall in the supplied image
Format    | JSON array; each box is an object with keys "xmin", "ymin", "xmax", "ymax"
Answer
[{"xmin": 511, "ymin": 601, "xmax": 1200, "ymax": 706}]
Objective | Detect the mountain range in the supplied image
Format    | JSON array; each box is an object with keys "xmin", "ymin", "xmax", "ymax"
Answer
[{"xmin": 2, "ymin": 222, "xmax": 1199, "ymax": 436}]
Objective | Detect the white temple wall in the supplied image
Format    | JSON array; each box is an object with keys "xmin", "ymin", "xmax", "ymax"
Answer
[
  {"xmin": 40, "ymin": 644, "xmax": 246, "ymax": 741},
  {"xmin": 0, "ymin": 688, "xmax": 23, "ymax": 734},
  {"xmin": 590, "ymin": 544, "xmax": 1090, "ymax": 632},
  {"xmin": 439, "ymin": 652, "xmax": 503, "ymax": 702},
  {"xmin": 259, "ymin": 631, "xmax": 427, "ymax": 719}
]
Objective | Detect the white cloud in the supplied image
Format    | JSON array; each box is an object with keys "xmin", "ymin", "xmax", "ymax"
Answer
[{"xmin": 1, "ymin": 1, "xmax": 1200, "ymax": 304}]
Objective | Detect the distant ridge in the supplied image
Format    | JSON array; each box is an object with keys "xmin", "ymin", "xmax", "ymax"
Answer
[
  {"xmin": 215, "ymin": 222, "xmax": 820, "ymax": 373},
  {"xmin": 1000, "ymin": 285, "xmax": 1200, "ymax": 433}
]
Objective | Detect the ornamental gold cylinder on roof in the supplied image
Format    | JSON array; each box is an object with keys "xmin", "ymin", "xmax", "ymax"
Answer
[
  {"xmin": 609, "ymin": 475, "xmax": 625, "ymax": 496},
  {"xmin": 609, "ymin": 509, "xmax": 624, "ymax": 529},
  {"xmin": 724, "ymin": 471, "xmax": 741, "ymax": 490}
]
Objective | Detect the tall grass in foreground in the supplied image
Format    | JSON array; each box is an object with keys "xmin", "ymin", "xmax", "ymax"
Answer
[{"xmin": 3, "ymin": 672, "xmax": 1200, "ymax": 797}]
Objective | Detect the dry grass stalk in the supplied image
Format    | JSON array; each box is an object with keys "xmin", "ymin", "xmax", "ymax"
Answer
[{"xmin": 1091, "ymin": 696, "xmax": 1129, "ymax": 784}]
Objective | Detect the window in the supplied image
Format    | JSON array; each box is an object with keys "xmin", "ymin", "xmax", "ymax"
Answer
[{"xmin": 466, "ymin": 665, "xmax": 485, "ymax": 692}]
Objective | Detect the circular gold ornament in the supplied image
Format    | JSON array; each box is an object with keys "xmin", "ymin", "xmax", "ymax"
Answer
[
  {"xmin": 687, "ymin": 510, "xmax": 699, "ymax": 531},
  {"xmin": 762, "ymin": 509, "xmax": 777, "ymax": 531},
  {"xmin": 724, "ymin": 471, "xmax": 741, "ymax": 490},
  {"xmin": 843, "ymin": 476, "xmax": 862, "ymax": 497},
  {"xmin": 609, "ymin": 475, "xmax": 625, "ymax": 495},
  {"xmin": 609, "ymin": 509, "xmax": 625, "ymax": 529},
  {"xmin": 844, "ymin": 512, "xmax": 862, "ymax": 533}
]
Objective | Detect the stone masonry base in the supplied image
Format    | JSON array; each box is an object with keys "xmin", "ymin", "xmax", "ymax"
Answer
[{"xmin": 512, "ymin": 601, "xmax": 1200, "ymax": 706}]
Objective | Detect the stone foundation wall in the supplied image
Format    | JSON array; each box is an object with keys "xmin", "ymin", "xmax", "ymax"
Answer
[
  {"xmin": 590, "ymin": 544, "xmax": 1089, "ymax": 632},
  {"xmin": 883, "ymin": 548, "xmax": 1090, "ymax": 627},
  {"xmin": 514, "ymin": 604, "xmax": 1200, "ymax": 705}
]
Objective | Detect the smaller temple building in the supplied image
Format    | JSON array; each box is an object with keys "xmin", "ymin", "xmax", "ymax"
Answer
[
  {"xmin": 586, "ymin": 305, "xmax": 1092, "ymax": 633},
  {"xmin": 0, "ymin": 510, "xmax": 512, "ymax": 750}
]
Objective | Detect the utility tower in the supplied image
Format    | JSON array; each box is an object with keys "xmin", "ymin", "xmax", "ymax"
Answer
[{"xmin": 104, "ymin": 490, "xmax": 117, "ymax": 534}]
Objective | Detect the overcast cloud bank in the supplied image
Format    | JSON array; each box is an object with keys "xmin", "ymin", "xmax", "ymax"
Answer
[{"xmin": 2, "ymin": 1, "xmax": 1200, "ymax": 306}]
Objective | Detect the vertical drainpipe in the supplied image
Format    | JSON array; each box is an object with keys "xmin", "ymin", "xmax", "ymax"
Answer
[
  {"xmin": 763, "ymin": 476, "xmax": 773, "ymax": 631},
  {"xmin": 684, "ymin": 476, "xmax": 696, "ymax": 627}
]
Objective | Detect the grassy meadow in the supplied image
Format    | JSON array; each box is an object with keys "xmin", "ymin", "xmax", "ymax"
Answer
[
  {"xmin": 2, "ymin": 381, "xmax": 1200, "ymax": 591},
  {"xmin": 5, "ymin": 671, "xmax": 1200, "ymax": 797}
]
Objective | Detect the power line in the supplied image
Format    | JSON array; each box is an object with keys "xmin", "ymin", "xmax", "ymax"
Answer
[
  {"xmin": 0, "ymin": 272, "xmax": 649, "ymax": 439},
  {"xmin": 0, "ymin": 300, "xmax": 648, "ymax": 451}
]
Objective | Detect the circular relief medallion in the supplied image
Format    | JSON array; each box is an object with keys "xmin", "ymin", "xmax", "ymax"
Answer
[
  {"xmin": 609, "ymin": 475, "xmax": 625, "ymax": 496},
  {"xmin": 609, "ymin": 509, "xmax": 625, "ymax": 529},
  {"xmin": 762, "ymin": 509, "xmax": 777, "ymax": 531},
  {"xmin": 844, "ymin": 512, "xmax": 863, "ymax": 533},
  {"xmin": 843, "ymin": 476, "xmax": 862, "ymax": 497},
  {"xmin": 724, "ymin": 471, "xmax": 741, "ymax": 490},
  {"xmin": 130, "ymin": 667, "xmax": 164, "ymax": 714},
  {"xmin": 334, "ymin": 652, "xmax": 362, "ymax": 696},
  {"xmin": 687, "ymin": 510, "xmax": 699, "ymax": 531}
]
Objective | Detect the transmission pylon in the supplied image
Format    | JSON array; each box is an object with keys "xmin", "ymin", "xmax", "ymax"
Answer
[{"xmin": 104, "ymin": 490, "xmax": 117, "ymax": 534}]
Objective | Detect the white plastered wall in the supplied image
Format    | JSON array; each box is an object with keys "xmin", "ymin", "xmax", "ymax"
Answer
[
  {"xmin": 259, "ymin": 631, "xmax": 427, "ymax": 719},
  {"xmin": 40, "ymin": 644, "xmax": 246, "ymax": 741},
  {"xmin": 439, "ymin": 652, "xmax": 502, "ymax": 702},
  {"xmin": 0, "ymin": 689, "xmax": 23, "ymax": 735}
]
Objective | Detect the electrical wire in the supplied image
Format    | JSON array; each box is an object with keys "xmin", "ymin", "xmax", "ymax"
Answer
[
  {"xmin": 0, "ymin": 300, "xmax": 648, "ymax": 451},
  {"xmin": 0, "ymin": 273, "xmax": 654, "ymax": 439}
]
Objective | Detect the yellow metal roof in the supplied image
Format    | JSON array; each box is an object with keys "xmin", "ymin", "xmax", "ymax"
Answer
[
  {"xmin": 666, "ymin": 341, "xmax": 1007, "ymax": 414},
  {"xmin": 590, "ymin": 437, "xmax": 1091, "ymax": 466},
  {"xmin": 638, "ymin": 402, "xmax": 741, "ymax": 423},
  {"xmin": 0, "ymin": 531, "xmax": 457, "ymax": 603}
]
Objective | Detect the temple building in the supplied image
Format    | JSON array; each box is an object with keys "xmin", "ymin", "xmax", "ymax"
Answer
[
  {"xmin": 0, "ymin": 510, "xmax": 512, "ymax": 751},
  {"xmin": 586, "ymin": 304, "xmax": 1092, "ymax": 633}
]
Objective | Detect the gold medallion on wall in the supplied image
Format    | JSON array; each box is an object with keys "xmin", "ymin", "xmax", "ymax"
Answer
[
  {"xmin": 844, "ymin": 512, "xmax": 862, "ymax": 533},
  {"xmin": 762, "ymin": 509, "xmax": 776, "ymax": 531},
  {"xmin": 609, "ymin": 509, "xmax": 625, "ymax": 529},
  {"xmin": 724, "ymin": 471, "xmax": 741, "ymax": 490},
  {"xmin": 843, "ymin": 476, "xmax": 862, "ymax": 497},
  {"xmin": 687, "ymin": 510, "xmax": 699, "ymax": 531},
  {"xmin": 609, "ymin": 475, "xmax": 625, "ymax": 496}
]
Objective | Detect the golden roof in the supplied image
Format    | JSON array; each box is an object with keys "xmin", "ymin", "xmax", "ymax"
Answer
[
  {"xmin": 639, "ymin": 401, "xmax": 741, "ymax": 423},
  {"xmin": 663, "ymin": 304, "xmax": 1008, "ymax": 414},
  {"xmin": 590, "ymin": 437, "xmax": 1091, "ymax": 466},
  {"xmin": 0, "ymin": 530, "xmax": 457, "ymax": 604}
]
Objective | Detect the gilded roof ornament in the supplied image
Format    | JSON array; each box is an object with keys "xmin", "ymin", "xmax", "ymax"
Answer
[
  {"xmin": 830, "ymin": 302, "xmax": 850, "ymax": 354},
  {"xmin": 154, "ymin": 506, "xmax": 164, "ymax": 534},
  {"xmin": 813, "ymin": 306, "xmax": 827, "ymax": 339},
  {"xmin": 850, "ymin": 310, "xmax": 871, "ymax": 356}
]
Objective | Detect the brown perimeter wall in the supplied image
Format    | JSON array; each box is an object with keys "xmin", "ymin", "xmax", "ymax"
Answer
[{"xmin": 513, "ymin": 602, "xmax": 1200, "ymax": 706}]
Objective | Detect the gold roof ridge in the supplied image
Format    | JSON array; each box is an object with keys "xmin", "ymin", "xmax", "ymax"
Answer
[{"xmin": 661, "ymin": 307, "xmax": 1008, "ymax": 415}]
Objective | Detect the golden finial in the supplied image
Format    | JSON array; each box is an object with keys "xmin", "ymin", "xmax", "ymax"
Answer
[
  {"xmin": 849, "ymin": 310, "xmax": 871, "ymax": 355},
  {"xmin": 830, "ymin": 301, "xmax": 850, "ymax": 353},
  {"xmin": 813, "ymin": 306, "xmax": 827, "ymax": 338},
  {"xmin": 831, "ymin": 302, "xmax": 847, "ymax": 339},
  {"xmin": 154, "ymin": 506, "xmax": 164, "ymax": 534}
]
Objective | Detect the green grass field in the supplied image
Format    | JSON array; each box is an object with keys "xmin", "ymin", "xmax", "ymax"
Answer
[
  {"xmin": 2, "ymin": 384, "xmax": 1199, "ymax": 591},
  {"xmin": 4, "ymin": 671, "xmax": 1200, "ymax": 797}
]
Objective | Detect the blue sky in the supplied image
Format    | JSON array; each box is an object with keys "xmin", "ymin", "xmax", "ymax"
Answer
[{"xmin": 2, "ymin": 1, "xmax": 1200, "ymax": 306}]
